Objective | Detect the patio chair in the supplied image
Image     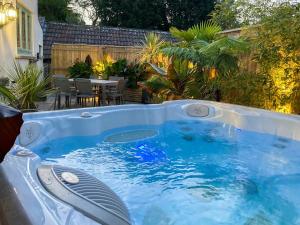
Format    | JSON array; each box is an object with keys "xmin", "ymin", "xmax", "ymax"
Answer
[
  {"xmin": 74, "ymin": 78, "xmax": 98, "ymax": 107},
  {"xmin": 52, "ymin": 75, "xmax": 77, "ymax": 109},
  {"xmin": 105, "ymin": 79, "xmax": 126, "ymax": 105}
]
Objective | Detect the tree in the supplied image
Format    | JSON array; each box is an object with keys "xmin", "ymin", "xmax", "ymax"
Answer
[
  {"xmin": 210, "ymin": 0, "xmax": 240, "ymax": 30},
  {"xmin": 142, "ymin": 22, "xmax": 248, "ymax": 102},
  {"xmin": 74, "ymin": 0, "xmax": 168, "ymax": 30},
  {"xmin": 210, "ymin": 0, "xmax": 294, "ymax": 30},
  {"xmin": 162, "ymin": 21, "xmax": 248, "ymax": 75},
  {"xmin": 39, "ymin": 0, "xmax": 84, "ymax": 24},
  {"xmin": 72, "ymin": 0, "xmax": 100, "ymax": 26},
  {"xmin": 73, "ymin": 0, "xmax": 216, "ymax": 30},
  {"xmin": 166, "ymin": 0, "xmax": 215, "ymax": 29}
]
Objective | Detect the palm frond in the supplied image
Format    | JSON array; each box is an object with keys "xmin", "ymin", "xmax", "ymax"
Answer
[
  {"xmin": 161, "ymin": 47, "xmax": 204, "ymax": 64},
  {"xmin": 2, "ymin": 62, "xmax": 52, "ymax": 110},
  {"xmin": 0, "ymin": 85, "xmax": 18, "ymax": 107},
  {"xmin": 148, "ymin": 63, "xmax": 167, "ymax": 76},
  {"xmin": 170, "ymin": 21, "xmax": 221, "ymax": 43},
  {"xmin": 144, "ymin": 75, "xmax": 172, "ymax": 92},
  {"xmin": 170, "ymin": 27, "xmax": 196, "ymax": 42},
  {"xmin": 139, "ymin": 33, "xmax": 166, "ymax": 63},
  {"xmin": 188, "ymin": 21, "xmax": 222, "ymax": 42},
  {"xmin": 214, "ymin": 53, "xmax": 239, "ymax": 74},
  {"xmin": 200, "ymin": 37, "xmax": 249, "ymax": 57},
  {"xmin": 189, "ymin": 39, "xmax": 209, "ymax": 49}
]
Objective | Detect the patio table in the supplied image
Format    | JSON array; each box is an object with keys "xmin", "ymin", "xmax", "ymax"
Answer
[{"xmin": 69, "ymin": 78, "xmax": 118, "ymax": 105}]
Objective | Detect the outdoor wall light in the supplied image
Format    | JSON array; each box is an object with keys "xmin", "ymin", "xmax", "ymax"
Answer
[{"xmin": 0, "ymin": 0, "xmax": 17, "ymax": 27}]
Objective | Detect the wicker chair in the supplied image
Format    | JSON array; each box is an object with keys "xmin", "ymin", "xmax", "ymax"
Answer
[
  {"xmin": 52, "ymin": 75, "xmax": 77, "ymax": 109},
  {"xmin": 74, "ymin": 78, "xmax": 98, "ymax": 107},
  {"xmin": 105, "ymin": 79, "xmax": 126, "ymax": 105}
]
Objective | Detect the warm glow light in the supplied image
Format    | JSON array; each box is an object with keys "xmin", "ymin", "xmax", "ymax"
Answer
[
  {"xmin": 209, "ymin": 68, "xmax": 217, "ymax": 78},
  {"xmin": 270, "ymin": 61, "xmax": 297, "ymax": 114},
  {"xmin": 105, "ymin": 54, "xmax": 115, "ymax": 64},
  {"xmin": 0, "ymin": 1, "xmax": 17, "ymax": 27},
  {"xmin": 188, "ymin": 62, "xmax": 194, "ymax": 69},
  {"xmin": 0, "ymin": 11, "xmax": 6, "ymax": 25},
  {"xmin": 6, "ymin": 5, "xmax": 17, "ymax": 20}
]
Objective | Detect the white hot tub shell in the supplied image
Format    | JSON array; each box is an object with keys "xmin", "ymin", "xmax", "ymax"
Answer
[{"xmin": 1, "ymin": 100, "xmax": 300, "ymax": 225}]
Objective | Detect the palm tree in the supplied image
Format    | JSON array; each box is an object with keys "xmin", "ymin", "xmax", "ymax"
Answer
[
  {"xmin": 139, "ymin": 33, "xmax": 169, "ymax": 68},
  {"xmin": 145, "ymin": 59, "xmax": 218, "ymax": 101},
  {"xmin": 162, "ymin": 21, "xmax": 248, "ymax": 75},
  {"xmin": 0, "ymin": 63, "xmax": 52, "ymax": 110},
  {"xmin": 143, "ymin": 21, "xmax": 248, "ymax": 102}
]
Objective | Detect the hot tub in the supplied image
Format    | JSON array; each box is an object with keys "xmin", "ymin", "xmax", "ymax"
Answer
[{"xmin": 2, "ymin": 100, "xmax": 300, "ymax": 225}]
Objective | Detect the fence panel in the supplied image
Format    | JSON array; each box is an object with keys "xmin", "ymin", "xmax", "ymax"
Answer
[
  {"xmin": 50, "ymin": 44, "xmax": 141, "ymax": 75},
  {"xmin": 50, "ymin": 33, "xmax": 258, "ymax": 76}
]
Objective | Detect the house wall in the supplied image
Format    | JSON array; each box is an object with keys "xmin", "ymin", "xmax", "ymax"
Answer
[{"xmin": 0, "ymin": 0, "xmax": 43, "ymax": 78}]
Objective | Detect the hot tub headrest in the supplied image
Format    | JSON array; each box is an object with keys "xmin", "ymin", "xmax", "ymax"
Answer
[
  {"xmin": 0, "ymin": 104, "xmax": 23, "ymax": 163},
  {"xmin": 37, "ymin": 165, "xmax": 132, "ymax": 225}
]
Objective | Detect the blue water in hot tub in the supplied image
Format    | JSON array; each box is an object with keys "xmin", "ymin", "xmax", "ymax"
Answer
[{"xmin": 33, "ymin": 120, "xmax": 300, "ymax": 225}]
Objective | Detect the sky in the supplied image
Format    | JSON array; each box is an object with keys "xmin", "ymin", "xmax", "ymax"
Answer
[{"xmin": 70, "ymin": 1, "xmax": 94, "ymax": 25}]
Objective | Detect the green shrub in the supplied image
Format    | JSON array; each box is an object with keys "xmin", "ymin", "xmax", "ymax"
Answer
[
  {"xmin": 68, "ymin": 61, "xmax": 92, "ymax": 79},
  {"xmin": 103, "ymin": 59, "xmax": 128, "ymax": 78},
  {"xmin": 217, "ymin": 72, "xmax": 271, "ymax": 108},
  {"xmin": 244, "ymin": 2, "xmax": 300, "ymax": 113},
  {"xmin": 126, "ymin": 63, "xmax": 148, "ymax": 89},
  {"xmin": 102, "ymin": 59, "xmax": 148, "ymax": 89}
]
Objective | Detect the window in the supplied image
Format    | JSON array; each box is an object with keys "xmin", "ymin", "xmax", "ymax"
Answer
[{"xmin": 16, "ymin": 5, "xmax": 32, "ymax": 55}]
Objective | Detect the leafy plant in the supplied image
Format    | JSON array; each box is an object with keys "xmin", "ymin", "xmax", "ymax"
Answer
[
  {"xmin": 143, "ymin": 22, "xmax": 248, "ymax": 103},
  {"xmin": 0, "ymin": 63, "xmax": 52, "ymax": 110},
  {"xmin": 216, "ymin": 72, "xmax": 271, "ymax": 108},
  {"xmin": 169, "ymin": 21, "xmax": 221, "ymax": 42},
  {"xmin": 162, "ymin": 21, "xmax": 248, "ymax": 76},
  {"xmin": 145, "ymin": 59, "xmax": 217, "ymax": 101},
  {"xmin": 126, "ymin": 63, "xmax": 148, "ymax": 89},
  {"xmin": 245, "ymin": 2, "xmax": 300, "ymax": 113},
  {"xmin": 104, "ymin": 59, "xmax": 128, "ymax": 77},
  {"xmin": 139, "ymin": 33, "xmax": 169, "ymax": 68},
  {"xmin": 93, "ymin": 54, "xmax": 115, "ymax": 79},
  {"xmin": 97, "ymin": 58, "xmax": 148, "ymax": 89},
  {"xmin": 68, "ymin": 60, "xmax": 93, "ymax": 79}
]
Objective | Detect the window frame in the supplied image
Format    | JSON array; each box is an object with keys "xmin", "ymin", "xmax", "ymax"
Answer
[{"xmin": 16, "ymin": 4, "xmax": 32, "ymax": 56}]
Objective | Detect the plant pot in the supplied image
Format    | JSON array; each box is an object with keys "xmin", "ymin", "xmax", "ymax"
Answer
[{"xmin": 124, "ymin": 88, "xmax": 143, "ymax": 103}]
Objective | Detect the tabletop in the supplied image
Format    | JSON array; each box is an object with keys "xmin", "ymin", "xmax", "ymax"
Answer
[{"xmin": 69, "ymin": 79, "xmax": 118, "ymax": 85}]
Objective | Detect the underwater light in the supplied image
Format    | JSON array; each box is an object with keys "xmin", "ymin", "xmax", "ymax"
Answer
[{"xmin": 134, "ymin": 143, "xmax": 167, "ymax": 163}]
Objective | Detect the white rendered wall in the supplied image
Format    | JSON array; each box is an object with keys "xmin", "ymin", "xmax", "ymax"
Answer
[{"xmin": 0, "ymin": 0, "xmax": 43, "ymax": 78}]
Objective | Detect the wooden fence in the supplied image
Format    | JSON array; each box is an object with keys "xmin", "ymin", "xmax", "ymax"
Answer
[
  {"xmin": 50, "ymin": 44, "xmax": 142, "ymax": 75},
  {"xmin": 50, "ymin": 28, "xmax": 258, "ymax": 76},
  {"xmin": 220, "ymin": 28, "xmax": 258, "ymax": 73}
]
